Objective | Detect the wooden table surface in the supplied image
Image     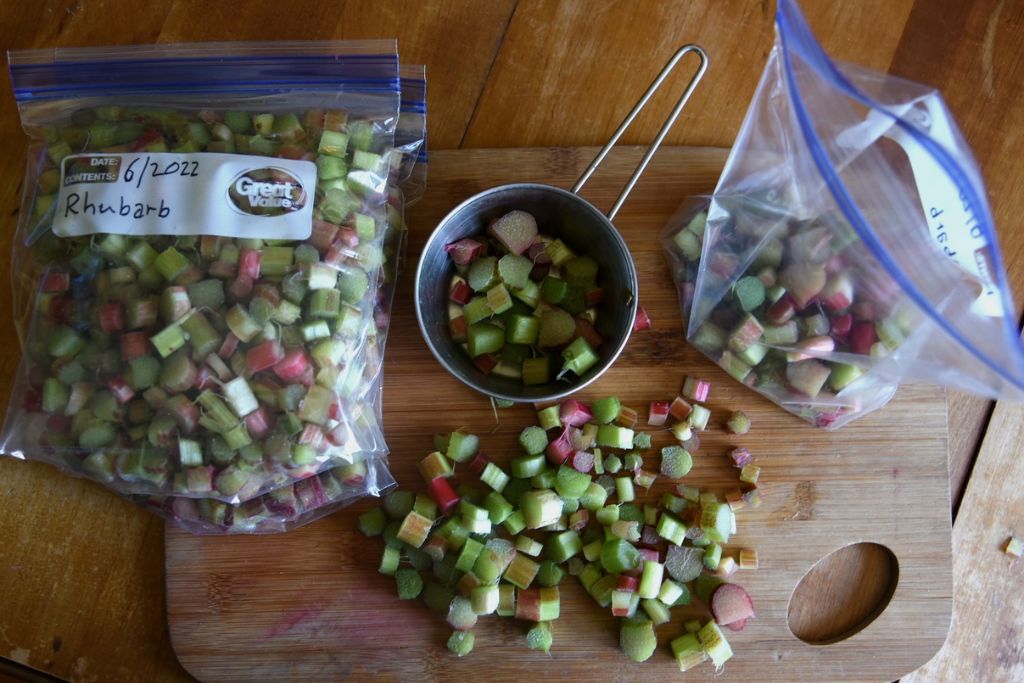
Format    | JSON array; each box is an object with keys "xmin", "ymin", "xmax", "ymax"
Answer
[{"xmin": 0, "ymin": 1, "xmax": 1021, "ymax": 681}]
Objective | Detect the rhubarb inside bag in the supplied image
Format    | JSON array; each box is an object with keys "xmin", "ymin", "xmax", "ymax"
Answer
[
  {"xmin": 131, "ymin": 70, "xmax": 424, "ymax": 533},
  {"xmin": 662, "ymin": 0, "xmax": 1024, "ymax": 429},
  {"xmin": 1, "ymin": 42, "xmax": 406, "ymax": 500}
]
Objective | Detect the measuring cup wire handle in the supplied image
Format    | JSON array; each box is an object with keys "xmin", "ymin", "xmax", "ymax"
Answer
[{"xmin": 571, "ymin": 44, "xmax": 709, "ymax": 222}]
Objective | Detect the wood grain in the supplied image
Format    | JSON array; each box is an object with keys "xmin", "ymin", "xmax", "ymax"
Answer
[
  {"xmin": 902, "ymin": 394, "xmax": 1024, "ymax": 683},
  {"xmin": 462, "ymin": 0, "xmax": 916, "ymax": 149},
  {"xmin": 0, "ymin": 459, "xmax": 189, "ymax": 682},
  {"xmin": 166, "ymin": 147, "xmax": 953, "ymax": 682}
]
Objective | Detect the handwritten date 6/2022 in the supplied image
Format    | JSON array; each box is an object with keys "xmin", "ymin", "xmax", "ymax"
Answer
[{"xmin": 124, "ymin": 155, "xmax": 200, "ymax": 189}]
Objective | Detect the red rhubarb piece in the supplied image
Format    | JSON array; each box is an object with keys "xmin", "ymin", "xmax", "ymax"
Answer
[
  {"xmin": 710, "ymin": 583, "xmax": 755, "ymax": 626},
  {"xmin": 560, "ymin": 399, "xmax": 593, "ymax": 427},
  {"xmin": 444, "ymin": 238, "xmax": 484, "ymax": 265},
  {"xmin": 633, "ymin": 306, "xmax": 652, "ymax": 332},
  {"xmin": 429, "ymin": 477, "xmax": 460, "ymax": 515},
  {"xmin": 273, "ymin": 349, "xmax": 310, "ymax": 383},
  {"xmin": 449, "ymin": 280, "xmax": 474, "ymax": 305}
]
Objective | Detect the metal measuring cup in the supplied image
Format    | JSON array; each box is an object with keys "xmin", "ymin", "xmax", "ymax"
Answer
[{"xmin": 415, "ymin": 45, "xmax": 708, "ymax": 402}]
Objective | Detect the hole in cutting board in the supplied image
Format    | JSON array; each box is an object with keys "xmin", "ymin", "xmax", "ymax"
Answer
[{"xmin": 787, "ymin": 542, "xmax": 899, "ymax": 645}]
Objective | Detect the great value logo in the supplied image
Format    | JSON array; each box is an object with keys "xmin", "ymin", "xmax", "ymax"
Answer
[{"xmin": 227, "ymin": 167, "xmax": 308, "ymax": 217}]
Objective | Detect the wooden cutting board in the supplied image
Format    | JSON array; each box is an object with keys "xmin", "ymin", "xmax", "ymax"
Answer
[{"xmin": 165, "ymin": 146, "xmax": 952, "ymax": 682}]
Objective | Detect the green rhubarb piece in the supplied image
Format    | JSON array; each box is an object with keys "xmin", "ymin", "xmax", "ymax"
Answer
[
  {"xmin": 720, "ymin": 351, "xmax": 753, "ymax": 382},
  {"xmin": 463, "ymin": 296, "xmax": 493, "ymax": 325},
  {"xmin": 526, "ymin": 622, "xmax": 553, "ymax": 654},
  {"xmin": 545, "ymin": 530, "xmax": 582, "ymax": 564},
  {"xmin": 423, "ymin": 582, "xmax": 455, "ymax": 613},
  {"xmin": 620, "ymin": 618, "xmax": 657, "ymax": 663},
  {"xmin": 536, "ymin": 560, "xmax": 565, "ymax": 588},
  {"xmin": 383, "ymin": 490, "xmax": 415, "ymax": 519},
  {"xmin": 498, "ymin": 254, "xmax": 533, "ymax": 290},
  {"xmin": 519, "ymin": 425, "xmax": 549, "ymax": 455},
  {"xmin": 673, "ymin": 227, "xmax": 703, "ymax": 261},
  {"xmin": 697, "ymin": 621, "xmax": 734, "ymax": 667},
  {"xmin": 504, "ymin": 554, "xmax": 540, "ymax": 589},
  {"xmin": 729, "ymin": 313, "xmax": 765, "ymax": 353},
  {"xmin": 395, "ymin": 568, "xmax": 424, "ymax": 600},
  {"xmin": 600, "ymin": 538, "xmax": 640, "ymax": 574},
  {"xmin": 41, "ymin": 378, "xmax": 69, "ymax": 414},
  {"xmin": 694, "ymin": 574, "xmax": 725, "ymax": 604},
  {"xmin": 503, "ymin": 510, "xmax": 527, "ymax": 535},
  {"xmin": 703, "ymin": 542, "xmax": 723, "ymax": 570},
  {"xmin": 737, "ymin": 341, "xmax": 768, "ymax": 366},
  {"xmin": 603, "ymin": 453, "xmax": 622, "ymax": 474},
  {"xmin": 446, "ymin": 630, "xmax": 475, "ymax": 657},
  {"xmin": 358, "ymin": 507, "xmax": 387, "ymax": 536},
  {"xmin": 512, "ymin": 279, "xmax": 541, "ymax": 307},
  {"xmin": 537, "ymin": 308, "xmax": 575, "ymax": 348},
  {"xmin": 532, "ymin": 469, "xmax": 557, "ymax": 489},
  {"xmin": 467, "ymin": 257, "xmax": 499, "ymax": 292},
  {"xmin": 660, "ymin": 446, "xmax": 693, "ymax": 479},
  {"xmin": 545, "ymin": 239, "xmax": 574, "ymax": 266},
  {"xmin": 338, "ymin": 269, "xmax": 370, "ymax": 304},
  {"xmin": 642, "ymin": 597, "xmax": 672, "ymax": 626},
  {"xmin": 632, "ymin": 432, "xmax": 652, "ymax": 449},
  {"xmin": 471, "ymin": 584, "xmax": 499, "ymax": 614},
  {"xmin": 318, "ymin": 130, "xmax": 349, "ymax": 157},
  {"xmin": 671, "ymin": 632, "xmax": 708, "ymax": 672},
  {"xmin": 316, "ymin": 154, "xmax": 347, "ymax": 180},
  {"xmin": 446, "ymin": 431, "xmax": 479, "ymax": 463},
  {"xmin": 554, "ymin": 465, "xmax": 591, "ymax": 499},
  {"xmin": 540, "ymin": 277, "xmax": 570, "ymax": 305},
  {"xmin": 522, "ymin": 356, "xmax": 550, "ymax": 385},
  {"xmin": 521, "ymin": 489, "xmax": 563, "ymax": 529},
  {"xmin": 657, "ymin": 511, "xmax": 688, "ymax": 546},
  {"xmin": 563, "ymin": 255, "xmax": 598, "ymax": 288},
  {"xmin": 700, "ymin": 502, "xmax": 733, "ymax": 544},
  {"xmin": 379, "ymin": 546, "xmax": 400, "ymax": 576},
  {"xmin": 614, "ymin": 479, "xmax": 630, "ymax": 505},
  {"xmin": 414, "ymin": 493, "xmax": 438, "ymax": 521},
  {"xmin": 480, "ymin": 462, "xmax": 510, "ymax": 493},
  {"xmin": 595, "ymin": 504, "xmax": 619, "ymax": 527},
  {"xmin": 467, "ymin": 322, "xmax": 504, "ymax": 358},
  {"xmin": 591, "ymin": 396, "xmax": 621, "ymax": 424},
  {"xmin": 537, "ymin": 405, "xmax": 561, "ymax": 430},
  {"xmin": 48, "ymin": 326, "xmax": 86, "ymax": 358},
  {"xmin": 505, "ymin": 313, "xmax": 540, "ymax": 346},
  {"xmin": 483, "ymin": 492, "xmax": 513, "ymax": 524},
  {"xmin": 397, "ymin": 511, "xmax": 433, "ymax": 548},
  {"xmin": 579, "ymin": 481, "xmax": 609, "ymax": 511},
  {"xmin": 734, "ymin": 275, "xmax": 766, "ymax": 312},
  {"xmin": 693, "ymin": 321, "xmax": 727, "ymax": 353},
  {"xmin": 829, "ymin": 362, "xmax": 864, "ymax": 391},
  {"xmin": 623, "ymin": 452, "xmax": 643, "ymax": 471},
  {"xmin": 486, "ymin": 283, "xmax": 513, "ymax": 315},
  {"xmin": 510, "ymin": 454, "xmax": 546, "ymax": 479},
  {"xmin": 154, "ymin": 247, "xmax": 191, "ymax": 281},
  {"xmin": 455, "ymin": 538, "xmax": 485, "ymax": 573},
  {"xmin": 596, "ymin": 424, "xmax": 634, "ymax": 449}
]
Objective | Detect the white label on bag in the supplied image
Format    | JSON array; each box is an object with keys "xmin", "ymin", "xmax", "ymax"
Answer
[
  {"xmin": 53, "ymin": 152, "xmax": 317, "ymax": 240},
  {"xmin": 883, "ymin": 100, "xmax": 1000, "ymax": 317}
]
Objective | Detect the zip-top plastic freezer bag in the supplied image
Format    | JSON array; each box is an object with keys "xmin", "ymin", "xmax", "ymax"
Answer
[
  {"xmin": 1, "ymin": 41, "xmax": 403, "ymax": 501},
  {"xmin": 134, "ymin": 68, "xmax": 427, "ymax": 534},
  {"xmin": 662, "ymin": 0, "xmax": 1024, "ymax": 429}
]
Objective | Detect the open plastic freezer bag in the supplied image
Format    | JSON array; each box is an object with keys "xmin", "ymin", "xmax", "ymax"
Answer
[
  {"xmin": 662, "ymin": 0, "xmax": 1024, "ymax": 428},
  {"xmin": 1, "ymin": 41, "xmax": 403, "ymax": 499}
]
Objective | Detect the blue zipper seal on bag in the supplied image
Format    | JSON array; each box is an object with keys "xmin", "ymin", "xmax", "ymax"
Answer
[
  {"xmin": 776, "ymin": 0, "xmax": 1024, "ymax": 391},
  {"xmin": 9, "ymin": 44, "xmax": 401, "ymax": 101}
]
